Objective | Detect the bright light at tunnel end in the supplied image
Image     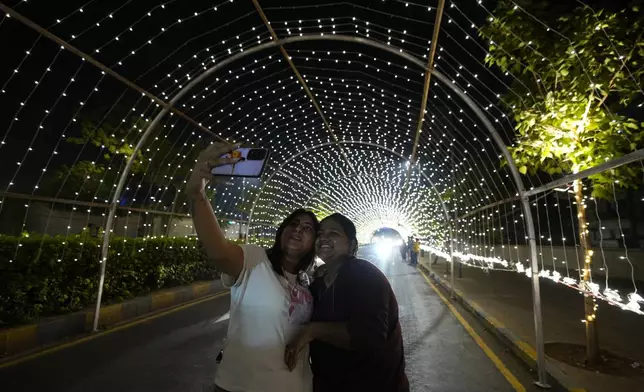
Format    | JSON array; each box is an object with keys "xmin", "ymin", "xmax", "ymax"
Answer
[
  {"xmin": 372, "ymin": 233, "xmax": 404, "ymax": 258},
  {"xmin": 357, "ymin": 219, "xmax": 413, "ymax": 244},
  {"xmin": 376, "ymin": 242, "xmax": 391, "ymax": 257}
]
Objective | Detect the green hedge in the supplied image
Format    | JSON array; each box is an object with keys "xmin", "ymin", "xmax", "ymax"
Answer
[{"xmin": 0, "ymin": 234, "xmax": 223, "ymax": 327}]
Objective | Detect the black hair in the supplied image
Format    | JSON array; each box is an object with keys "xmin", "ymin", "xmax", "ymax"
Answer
[
  {"xmin": 266, "ymin": 209, "xmax": 320, "ymax": 281},
  {"xmin": 321, "ymin": 213, "xmax": 358, "ymax": 255}
]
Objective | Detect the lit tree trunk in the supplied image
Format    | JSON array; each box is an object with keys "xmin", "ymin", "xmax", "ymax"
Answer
[
  {"xmin": 574, "ymin": 179, "xmax": 600, "ymax": 365},
  {"xmin": 572, "ymin": 93, "xmax": 601, "ymax": 365}
]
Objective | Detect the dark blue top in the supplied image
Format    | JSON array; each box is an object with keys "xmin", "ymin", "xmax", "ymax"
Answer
[{"xmin": 309, "ymin": 258, "xmax": 409, "ymax": 392}]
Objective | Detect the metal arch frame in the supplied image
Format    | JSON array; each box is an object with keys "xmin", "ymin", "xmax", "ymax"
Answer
[{"xmin": 94, "ymin": 34, "xmax": 547, "ymax": 385}]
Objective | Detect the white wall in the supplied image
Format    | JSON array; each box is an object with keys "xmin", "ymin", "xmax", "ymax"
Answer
[
  {"xmin": 452, "ymin": 244, "xmax": 644, "ymax": 282},
  {"xmin": 18, "ymin": 203, "xmax": 246, "ymax": 240},
  {"xmin": 24, "ymin": 203, "xmax": 142, "ymax": 237}
]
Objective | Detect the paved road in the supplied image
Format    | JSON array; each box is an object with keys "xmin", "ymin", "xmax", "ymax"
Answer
[
  {"xmin": 424, "ymin": 255, "xmax": 644, "ymax": 392},
  {"xmin": 1, "ymin": 246, "xmax": 540, "ymax": 392}
]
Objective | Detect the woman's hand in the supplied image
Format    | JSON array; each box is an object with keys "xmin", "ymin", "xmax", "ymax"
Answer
[
  {"xmin": 185, "ymin": 142, "xmax": 245, "ymax": 278},
  {"xmin": 284, "ymin": 325, "xmax": 315, "ymax": 371},
  {"xmin": 185, "ymin": 142, "xmax": 241, "ymax": 196}
]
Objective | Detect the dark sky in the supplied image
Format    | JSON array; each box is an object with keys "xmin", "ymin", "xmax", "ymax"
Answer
[
  {"xmin": 2, "ymin": 0, "xmax": 638, "ymax": 232},
  {"xmin": 0, "ymin": 0, "xmax": 500, "ymax": 186}
]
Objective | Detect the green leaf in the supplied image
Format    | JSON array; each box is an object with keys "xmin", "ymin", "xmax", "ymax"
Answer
[
  {"xmin": 481, "ymin": 0, "xmax": 644, "ymax": 200},
  {"xmin": 0, "ymin": 234, "xmax": 243, "ymax": 326}
]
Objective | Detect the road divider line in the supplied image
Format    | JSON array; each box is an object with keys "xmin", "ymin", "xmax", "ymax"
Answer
[
  {"xmin": 0, "ymin": 290, "xmax": 230, "ymax": 369},
  {"xmin": 418, "ymin": 268, "xmax": 527, "ymax": 392}
]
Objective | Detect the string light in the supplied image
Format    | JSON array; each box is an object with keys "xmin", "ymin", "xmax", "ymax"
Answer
[{"xmin": 0, "ymin": 0, "xmax": 641, "ymax": 316}]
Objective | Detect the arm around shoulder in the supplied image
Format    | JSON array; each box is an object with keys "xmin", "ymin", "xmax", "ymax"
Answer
[{"xmin": 347, "ymin": 265, "xmax": 391, "ymax": 350}]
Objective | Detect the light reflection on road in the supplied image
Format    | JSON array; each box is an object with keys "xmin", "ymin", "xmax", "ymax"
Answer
[{"xmin": 358, "ymin": 243, "xmax": 405, "ymax": 273}]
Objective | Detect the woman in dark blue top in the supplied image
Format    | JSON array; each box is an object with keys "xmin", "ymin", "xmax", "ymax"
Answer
[{"xmin": 285, "ymin": 213, "xmax": 409, "ymax": 392}]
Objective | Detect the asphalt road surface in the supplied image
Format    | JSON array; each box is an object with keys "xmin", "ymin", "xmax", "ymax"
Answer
[{"xmin": 1, "ymin": 245, "xmax": 542, "ymax": 392}]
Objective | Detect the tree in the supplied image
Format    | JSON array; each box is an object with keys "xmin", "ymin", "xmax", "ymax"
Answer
[
  {"xmin": 481, "ymin": 1, "xmax": 644, "ymax": 364},
  {"xmin": 46, "ymin": 161, "xmax": 116, "ymax": 201},
  {"xmin": 46, "ymin": 111, "xmax": 199, "ymax": 209}
]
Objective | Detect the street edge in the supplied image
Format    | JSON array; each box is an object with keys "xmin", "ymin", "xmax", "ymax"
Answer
[
  {"xmin": 0, "ymin": 279, "xmax": 226, "ymax": 363},
  {"xmin": 418, "ymin": 261, "xmax": 588, "ymax": 392}
]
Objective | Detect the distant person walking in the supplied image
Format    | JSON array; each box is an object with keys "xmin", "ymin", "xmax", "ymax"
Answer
[
  {"xmin": 410, "ymin": 238, "xmax": 420, "ymax": 267},
  {"xmin": 399, "ymin": 240, "xmax": 407, "ymax": 262}
]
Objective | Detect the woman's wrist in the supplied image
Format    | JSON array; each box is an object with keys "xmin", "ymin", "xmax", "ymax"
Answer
[
  {"xmin": 187, "ymin": 187, "xmax": 208, "ymax": 216},
  {"xmin": 305, "ymin": 323, "xmax": 320, "ymax": 341},
  {"xmin": 186, "ymin": 185, "xmax": 206, "ymax": 199}
]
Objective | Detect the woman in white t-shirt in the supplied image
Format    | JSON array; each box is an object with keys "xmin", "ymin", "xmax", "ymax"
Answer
[{"xmin": 186, "ymin": 143, "xmax": 319, "ymax": 392}]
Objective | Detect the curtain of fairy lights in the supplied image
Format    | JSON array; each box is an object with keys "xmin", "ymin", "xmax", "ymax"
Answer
[{"xmin": 0, "ymin": 0, "xmax": 642, "ymax": 315}]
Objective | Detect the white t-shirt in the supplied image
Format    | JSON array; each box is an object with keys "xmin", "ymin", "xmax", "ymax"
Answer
[{"xmin": 215, "ymin": 244, "xmax": 314, "ymax": 392}]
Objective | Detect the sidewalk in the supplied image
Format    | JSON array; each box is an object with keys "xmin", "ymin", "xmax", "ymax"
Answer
[{"xmin": 421, "ymin": 254, "xmax": 644, "ymax": 392}]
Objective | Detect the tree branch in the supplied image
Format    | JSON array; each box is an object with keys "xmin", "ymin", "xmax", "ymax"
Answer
[
  {"xmin": 595, "ymin": 31, "xmax": 643, "ymax": 109},
  {"xmin": 573, "ymin": 91, "xmax": 595, "ymax": 174},
  {"xmin": 531, "ymin": 71, "xmax": 544, "ymax": 97}
]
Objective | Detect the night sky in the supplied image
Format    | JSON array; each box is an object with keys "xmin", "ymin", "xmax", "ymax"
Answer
[
  {"xmin": 0, "ymin": 0, "xmax": 640, "ymax": 240},
  {"xmin": 0, "ymin": 0, "xmax": 501, "ymax": 189}
]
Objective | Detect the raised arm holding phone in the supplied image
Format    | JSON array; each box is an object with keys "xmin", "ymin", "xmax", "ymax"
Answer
[
  {"xmin": 186, "ymin": 142, "xmax": 319, "ymax": 392},
  {"xmin": 185, "ymin": 143, "xmax": 246, "ymax": 278}
]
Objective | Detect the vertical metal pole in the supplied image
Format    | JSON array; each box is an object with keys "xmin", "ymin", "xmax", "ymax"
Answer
[
  {"xmin": 449, "ymin": 219, "xmax": 455, "ymax": 298},
  {"xmin": 430, "ymin": 69, "xmax": 550, "ymax": 388},
  {"xmin": 521, "ymin": 196, "xmax": 550, "ymax": 388},
  {"xmin": 92, "ymin": 210, "xmax": 116, "ymax": 331},
  {"xmin": 240, "ymin": 178, "xmax": 246, "ymax": 241},
  {"xmin": 449, "ymin": 145, "xmax": 456, "ymax": 298},
  {"xmin": 455, "ymin": 215, "xmax": 462, "ymax": 278},
  {"xmin": 92, "ymin": 106, "xmax": 171, "ymax": 331}
]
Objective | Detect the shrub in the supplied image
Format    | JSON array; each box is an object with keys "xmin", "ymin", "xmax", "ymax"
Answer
[{"xmin": 0, "ymin": 234, "xmax": 225, "ymax": 327}]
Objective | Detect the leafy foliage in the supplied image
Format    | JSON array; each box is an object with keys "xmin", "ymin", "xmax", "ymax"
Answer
[
  {"xmin": 46, "ymin": 161, "xmax": 117, "ymax": 202},
  {"xmin": 481, "ymin": 1, "xmax": 644, "ymax": 199},
  {"xmin": 0, "ymin": 234, "xmax": 235, "ymax": 327},
  {"xmin": 44, "ymin": 110, "xmax": 200, "ymax": 206}
]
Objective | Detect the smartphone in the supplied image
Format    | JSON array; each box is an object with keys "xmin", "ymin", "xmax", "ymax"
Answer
[{"xmin": 211, "ymin": 147, "xmax": 270, "ymax": 178}]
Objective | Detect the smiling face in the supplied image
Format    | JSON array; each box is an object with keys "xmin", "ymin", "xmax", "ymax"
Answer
[
  {"xmin": 280, "ymin": 213, "xmax": 316, "ymax": 258},
  {"xmin": 315, "ymin": 218, "xmax": 355, "ymax": 264}
]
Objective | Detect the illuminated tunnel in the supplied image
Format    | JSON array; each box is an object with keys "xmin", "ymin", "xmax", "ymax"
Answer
[{"xmin": 1, "ymin": 0, "xmax": 643, "ymax": 384}]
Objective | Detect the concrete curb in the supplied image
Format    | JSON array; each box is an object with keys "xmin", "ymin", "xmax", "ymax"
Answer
[
  {"xmin": 0, "ymin": 280, "xmax": 224, "ymax": 358},
  {"xmin": 418, "ymin": 262, "xmax": 588, "ymax": 392}
]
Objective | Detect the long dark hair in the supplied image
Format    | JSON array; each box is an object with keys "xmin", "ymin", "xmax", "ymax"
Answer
[
  {"xmin": 322, "ymin": 213, "xmax": 358, "ymax": 256},
  {"xmin": 266, "ymin": 209, "xmax": 320, "ymax": 281}
]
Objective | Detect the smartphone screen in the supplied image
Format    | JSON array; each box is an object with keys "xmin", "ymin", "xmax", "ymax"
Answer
[{"xmin": 211, "ymin": 147, "xmax": 269, "ymax": 178}]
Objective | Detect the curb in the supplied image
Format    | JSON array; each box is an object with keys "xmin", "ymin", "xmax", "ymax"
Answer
[
  {"xmin": 0, "ymin": 280, "xmax": 224, "ymax": 359},
  {"xmin": 418, "ymin": 262, "xmax": 588, "ymax": 392}
]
